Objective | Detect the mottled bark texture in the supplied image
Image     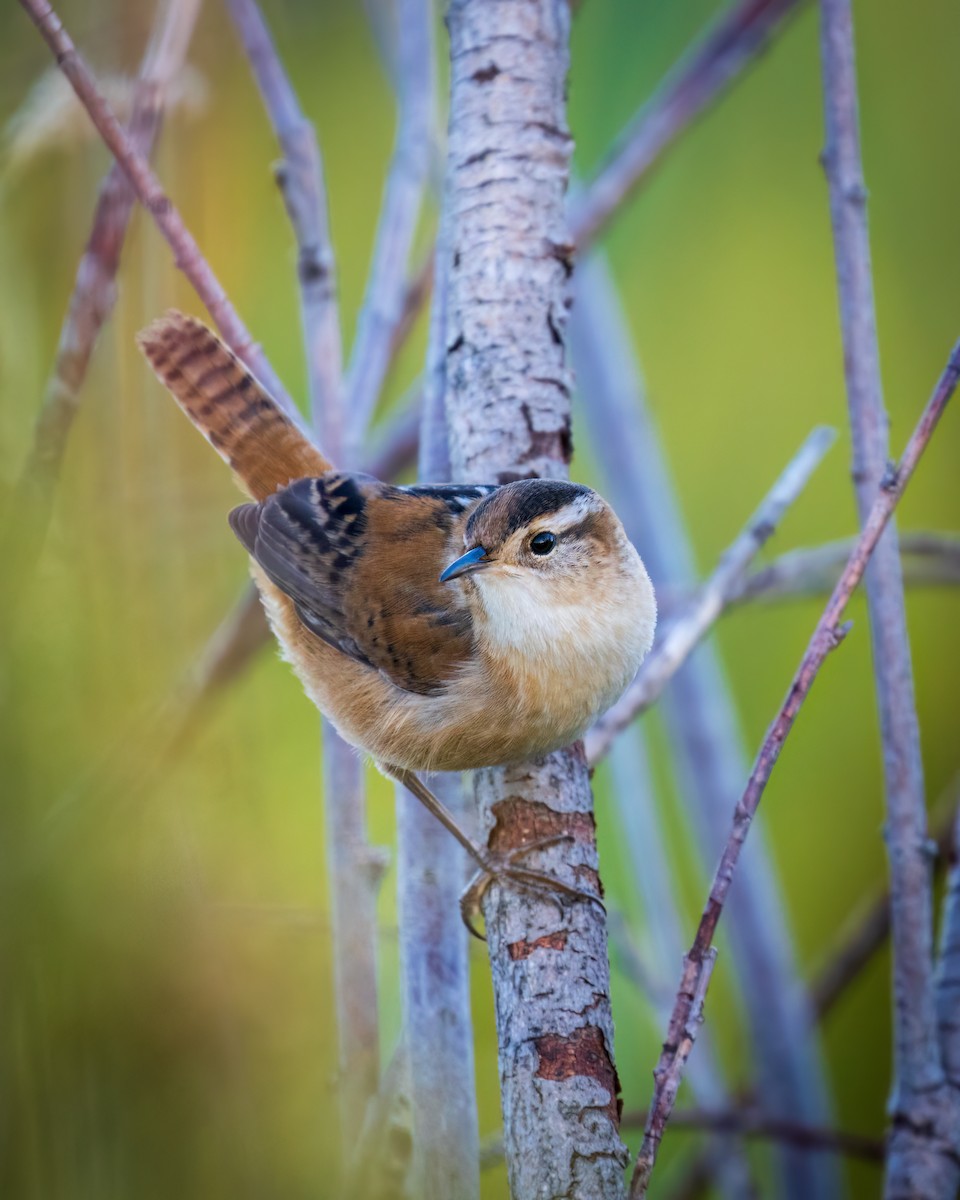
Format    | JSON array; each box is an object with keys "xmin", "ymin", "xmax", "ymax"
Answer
[{"xmin": 443, "ymin": 3, "xmax": 627, "ymax": 1196}]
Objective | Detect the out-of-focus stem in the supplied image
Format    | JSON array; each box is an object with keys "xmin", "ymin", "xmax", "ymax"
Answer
[{"xmin": 572, "ymin": 250, "xmax": 841, "ymax": 1200}]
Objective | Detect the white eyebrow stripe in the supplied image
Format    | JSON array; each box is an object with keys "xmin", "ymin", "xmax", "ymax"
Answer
[{"xmin": 530, "ymin": 495, "xmax": 602, "ymax": 534}]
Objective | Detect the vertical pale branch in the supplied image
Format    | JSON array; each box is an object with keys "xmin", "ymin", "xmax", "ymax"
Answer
[
  {"xmin": 346, "ymin": 0, "xmax": 434, "ymax": 449},
  {"xmin": 395, "ymin": 772, "xmax": 479, "ymax": 1200},
  {"xmin": 18, "ymin": 0, "xmax": 300, "ymax": 422},
  {"xmin": 322, "ymin": 723, "xmax": 387, "ymax": 1160},
  {"xmin": 391, "ymin": 9, "xmax": 479, "ymax": 1195},
  {"xmin": 7, "ymin": 0, "xmax": 201, "ymax": 587},
  {"xmin": 224, "ymin": 0, "xmax": 343, "ymax": 447},
  {"xmin": 444, "ymin": 4, "xmax": 627, "ymax": 1198},
  {"xmin": 819, "ymin": 5, "xmax": 959, "ymax": 1195},
  {"xmin": 571, "ymin": 251, "xmax": 841, "ymax": 1199}
]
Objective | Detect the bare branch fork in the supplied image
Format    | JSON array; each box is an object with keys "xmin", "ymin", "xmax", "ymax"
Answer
[
  {"xmin": 628, "ymin": 341, "xmax": 960, "ymax": 1199},
  {"xmin": 585, "ymin": 424, "xmax": 836, "ymax": 765},
  {"xmin": 17, "ymin": 0, "xmax": 300, "ymax": 425},
  {"xmin": 380, "ymin": 4, "xmax": 481, "ymax": 1196}
]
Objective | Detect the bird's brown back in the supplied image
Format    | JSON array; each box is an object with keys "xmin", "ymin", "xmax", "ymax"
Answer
[{"xmin": 231, "ymin": 476, "xmax": 495, "ymax": 695}]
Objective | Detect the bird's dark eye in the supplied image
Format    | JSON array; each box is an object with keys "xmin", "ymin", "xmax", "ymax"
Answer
[{"xmin": 530, "ymin": 531, "xmax": 557, "ymax": 556}]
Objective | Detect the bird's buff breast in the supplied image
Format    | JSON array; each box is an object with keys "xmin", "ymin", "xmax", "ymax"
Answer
[{"xmin": 253, "ymin": 553, "xmax": 655, "ymax": 773}]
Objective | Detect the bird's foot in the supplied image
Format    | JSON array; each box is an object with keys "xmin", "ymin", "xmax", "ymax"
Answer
[{"xmin": 459, "ymin": 836, "xmax": 605, "ymax": 940}]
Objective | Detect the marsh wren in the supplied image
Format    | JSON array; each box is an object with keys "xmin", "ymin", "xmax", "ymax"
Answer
[{"xmin": 139, "ymin": 312, "xmax": 656, "ymax": 925}]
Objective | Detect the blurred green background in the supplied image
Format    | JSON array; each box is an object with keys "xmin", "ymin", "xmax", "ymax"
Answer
[{"xmin": 1, "ymin": 1, "xmax": 958, "ymax": 1197}]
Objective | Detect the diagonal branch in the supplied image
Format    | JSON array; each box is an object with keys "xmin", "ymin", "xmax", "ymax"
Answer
[
  {"xmin": 571, "ymin": 0, "xmax": 806, "ymax": 251},
  {"xmin": 6, "ymin": 0, "xmax": 201, "ymax": 590},
  {"xmin": 585, "ymin": 424, "xmax": 835, "ymax": 765},
  {"xmin": 628, "ymin": 340, "xmax": 960, "ymax": 1199},
  {"xmin": 18, "ymin": 0, "xmax": 300, "ymax": 424},
  {"xmin": 225, "ymin": 0, "xmax": 343, "ymax": 450}
]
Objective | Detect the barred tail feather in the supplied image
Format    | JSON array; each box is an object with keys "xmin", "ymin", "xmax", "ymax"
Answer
[{"xmin": 137, "ymin": 310, "xmax": 331, "ymax": 500}]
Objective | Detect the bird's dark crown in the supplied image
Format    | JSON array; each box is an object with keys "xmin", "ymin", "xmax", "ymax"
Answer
[{"xmin": 464, "ymin": 479, "xmax": 594, "ymax": 549}]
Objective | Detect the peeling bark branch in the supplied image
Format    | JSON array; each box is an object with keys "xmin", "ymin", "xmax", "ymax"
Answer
[
  {"xmin": 346, "ymin": 0, "xmax": 434, "ymax": 450},
  {"xmin": 6, "ymin": 0, "xmax": 200, "ymax": 591},
  {"xmin": 819, "ymin": 4, "xmax": 959, "ymax": 1195},
  {"xmin": 628, "ymin": 341, "xmax": 960, "ymax": 1199},
  {"xmin": 571, "ymin": 0, "xmax": 805, "ymax": 251},
  {"xmin": 18, "ymin": 0, "xmax": 300, "ymax": 422},
  {"xmin": 585, "ymin": 425, "xmax": 835, "ymax": 766},
  {"xmin": 225, "ymin": 0, "xmax": 343, "ymax": 449},
  {"xmin": 443, "ymin": 3, "xmax": 627, "ymax": 1196}
]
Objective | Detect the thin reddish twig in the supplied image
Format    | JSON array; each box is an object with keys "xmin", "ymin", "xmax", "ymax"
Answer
[
  {"xmin": 629, "ymin": 341, "xmax": 960, "ymax": 1198},
  {"xmin": 18, "ymin": 0, "xmax": 300, "ymax": 424},
  {"xmin": 5, "ymin": 0, "xmax": 201, "ymax": 594}
]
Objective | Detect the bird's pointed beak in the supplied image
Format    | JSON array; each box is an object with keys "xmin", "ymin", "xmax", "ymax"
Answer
[{"xmin": 439, "ymin": 545, "xmax": 491, "ymax": 583}]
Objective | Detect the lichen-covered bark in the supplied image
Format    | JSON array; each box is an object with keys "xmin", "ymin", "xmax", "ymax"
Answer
[{"xmin": 443, "ymin": 8, "xmax": 626, "ymax": 1194}]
